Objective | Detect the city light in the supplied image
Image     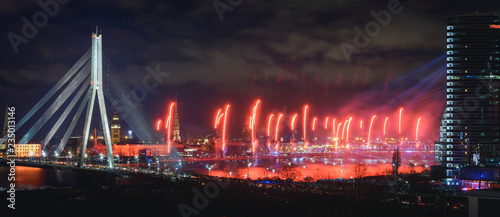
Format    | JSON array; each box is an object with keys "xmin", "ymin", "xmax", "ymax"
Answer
[
  {"xmin": 383, "ymin": 117, "xmax": 389, "ymax": 136},
  {"xmin": 416, "ymin": 117, "xmax": 422, "ymax": 140},
  {"xmin": 250, "ymin": 100, "xmax": 261, "ymax": 155},
  {"xmin": 368, "ymin": 115, "xmax": 376, "ymax": 148},
  {"xmin": 214, "ymin": 108, "xmax": 222, "ymax": 129},
  {"xmin": 275, "ymin": 113, "xmax": 283, "ymax": 142},
  {"xmin": 156, "ymin": 120, "xmax": 162, "ymax": 131},
  {"xmin": 3, "ymin": 7, "xmax": 491, "ymax": 217},
  {"xmin": 399, "ymin": 107, "xmax": 403, "ymax": 134},
  {"xmin": 222, "ymin": 104, "xmax": 230, "ymax": 152},
  {"xmin": 341, "ymin": 120, "xmax": 348, "ymax": 140},
  {"xmin": 303, "ymin": 105, "xmax": 309, "ymax": 143},
  {"xmin": 166, "ymin": 102, "xmax": 175, "ymax": 153},
  {"xmin": 336, "ymin": 122, "xmax": 342, "ymax": 139},
  {"xmin": 346, "ymin": 117, "xmax": 352, "ymax": 142},
  {"xmin": 332, "ymin": 118, "xmax": 336, "ymax": 136},
  {"xmin": 267, "ymin": 114, "xmax": 275, "ymax": 137},
  {"xmin": 291, "ymin": 114, "xmax": 298, "ymax": 132}
]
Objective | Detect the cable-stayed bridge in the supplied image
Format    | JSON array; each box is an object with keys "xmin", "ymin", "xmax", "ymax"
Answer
[{"xmin": 2, "ymin": 27, "xmax": 162, "ymax": 168}]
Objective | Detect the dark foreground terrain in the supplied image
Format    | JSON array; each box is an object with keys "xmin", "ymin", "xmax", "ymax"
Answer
[{"xmin": 4, "ymin": 172, "xmax": 467, "ymax": 217}]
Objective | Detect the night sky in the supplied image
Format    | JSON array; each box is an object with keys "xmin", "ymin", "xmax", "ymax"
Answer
[{"xmin": 1, "ymin": 0, "xmax": 499, "ymax": 140}]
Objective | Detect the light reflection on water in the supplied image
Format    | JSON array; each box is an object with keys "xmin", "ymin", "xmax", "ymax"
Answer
[
  {"xmin": 0, "ymin": 165, "xmax": 76, "ymax": 189},
  {"xmin": 0, "ymin": 151, "xmax": 433, "ymax": 188},
  {"xmin": 128, "ymin": 150, "xmax": 434, "ymax": 180}
]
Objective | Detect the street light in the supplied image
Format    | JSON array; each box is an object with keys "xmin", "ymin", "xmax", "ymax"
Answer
[
  {"xmin": 247, "ymin": 162, "xmax": 252, "ymax": 179},
  {"xmin": 206, "ymin": 164, "xmax": 213, "ymax": 176},
  {"xmin": 41, "ymin": 151, "xmax": 46, "ymax": 163},
  {"xmin": 179, "ymin": 160, "xmax": 182, "ymax": 173}
]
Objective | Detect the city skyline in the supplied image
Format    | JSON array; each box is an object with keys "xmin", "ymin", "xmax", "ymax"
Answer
[{"xmin": 1, "ymin": 1, "xmax": 500, "ymax": 216}]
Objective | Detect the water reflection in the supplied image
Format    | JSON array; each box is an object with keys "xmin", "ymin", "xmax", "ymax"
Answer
[
  {"xmin": 0, "ymin": 166, "xmax": 76, "ymax": 189},
  {"xmin": 0, "ymin": 151, "xmax": 433, "ymax": 189},
  {"xmin": 136, "ymin": 150, "xmax": 434, "ymax": 180}
]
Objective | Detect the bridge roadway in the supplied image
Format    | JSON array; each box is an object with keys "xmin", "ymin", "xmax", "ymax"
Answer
[{"xmin": 0, "ymin": 158, "xmax": 187, "ymax": 186}]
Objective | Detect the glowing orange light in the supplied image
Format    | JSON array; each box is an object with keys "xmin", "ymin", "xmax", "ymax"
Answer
[
  {"xmin": 267, "ymin": 114, "xmax": 275, "ymax": 137},
  {"xmin": 342, "ymin": 120, "xmax": 348, "ymax": 140},
  {"xmin": 156, "ymin": 120, "xmax": 162, "ymax": 131},
  {"xmin": 332, "ymin": 119, "xmax": 336, "ymax": 136},
  {"xmin": 222, "ymin": 104, "xmax": 230, "ymax": 151},
  {"xmin": 216, "ymin": 113, "xmax": 224, "ymax": 127},
  {"xmin": 416, "ymin": 118, "xmax": 421, "ymax": 141},
  {"xmin": 214, "ymin": 109, "xmax": 222, "ymax": 129},
  {"xmin": 399, "ymin": 108, "xmax": 403, "ymax": 134},
  {"xmin": 383, "ymin": 117, "xmax": 389, "ymax": 136},
  {"xmin": 249, "ymin": 116, "xmax": 253, "ymax": 129},
  {"xmin": 346, "ymin": 117, "xmax": 352, "ymax": 142},
  {"xmin": 336, "ymin": 122, "xmax": 342, "ymax": 138},
  {"xmin": 368, "ymin": 115, "xmax": 376, "ymax": 147},
  {"xmin": 324, "ymin": 117, "xmax": 329, "ymax": 129},
  {"xmin": 312, "ymin": 117, "xmax": 317, "ymax": 131},
  {"xmin": 166, "ymin": 102, "xmax": 175, "ymax": 153},
  {"xmin": 490, "ymin": 25, "xmax": 500, "ymax": 29},
  {"xmin": 275, "ymin": 114, "xmax": 283, "ymax": 141},
  {"xmin": 291, "ymin": 114, "xmax": 298, "ymax": 131},
  {"xmin": 250, "ymin": 100, "xmax": 261, "ymax": 155},
  {"xmin": 303, "ymin": 105, "xmax": 309, "ymax": 141},
  {"xmin": 360, "ymin": 120, "xmax": 363, "ymax": 129},
  {"xmin": 165, "ymin": 117, "xmax": 170, "ymax": 129}
]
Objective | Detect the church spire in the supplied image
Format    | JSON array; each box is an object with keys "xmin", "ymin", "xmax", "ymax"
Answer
[{"xmin": 173, "ymin": 94, "xmax": 181, "ymax": 141}]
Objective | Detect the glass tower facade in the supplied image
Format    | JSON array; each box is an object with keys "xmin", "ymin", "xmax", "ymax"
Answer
[{"xmin": 439, "ymin": 14, "xmax": 500, "ymax": 178}]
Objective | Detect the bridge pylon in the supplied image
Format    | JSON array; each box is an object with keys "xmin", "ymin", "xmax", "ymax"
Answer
[{"xmin": 78, "ymin": 27, "xmax": 114, "ymax": 168}]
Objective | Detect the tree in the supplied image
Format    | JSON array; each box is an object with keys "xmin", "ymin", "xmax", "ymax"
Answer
[
  {"xmin": 304, "ymin": 176, "xmax": 314, "ymax": 183},
  {"xmin": 353, "ymin": 163, "xmax": 368, "ymax": 179},
  {"xmin": 409, "ymin": 162, "xmax": 416, "ymax": 174},
  {"xmin": 280, "ymin": 164, "xmax": 302, "ymax": 181},
  {"xmin": 382, "ymin": 167, "xmax": 393, "ymax": 175},
  {"xmin": 392, "ymin": 147, "xmax": 401, "ymax": 175},
  {"xmin": 421, "ymin": 164, "xmax": 430, "ymax": 175}
]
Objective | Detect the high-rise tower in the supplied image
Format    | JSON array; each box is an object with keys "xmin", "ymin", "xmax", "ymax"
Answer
[
  {"xmin": 111, "ymin": 110, "xmax": 121, "ymax": 144},
  {"xmin": 439, "ymin": 14, "xmax": 500, "ymax": 178}
]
